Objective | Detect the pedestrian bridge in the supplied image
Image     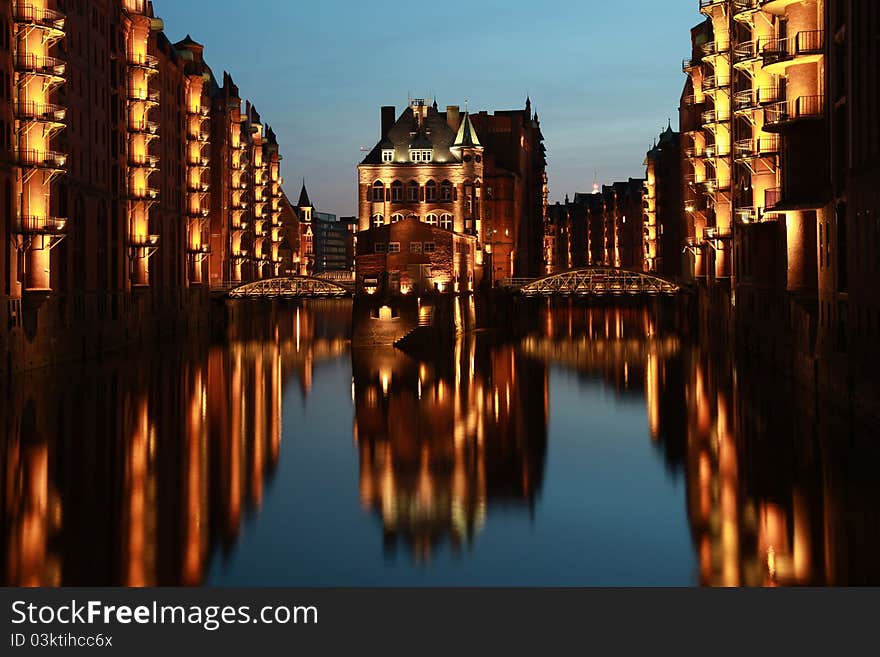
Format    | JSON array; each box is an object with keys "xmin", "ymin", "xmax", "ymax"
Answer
[
  {"xmin": 227, "ymin": 276, "xmax": 352, "ymax": 299},
  {"xmin": 505, "ymin": 267, "xmax": 680, "ymax": 298}
]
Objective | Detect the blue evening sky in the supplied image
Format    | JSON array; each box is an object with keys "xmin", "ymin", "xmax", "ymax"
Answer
[{"xmin": 156, "ymin": 0, "xmax": 699, "ymax": 216}]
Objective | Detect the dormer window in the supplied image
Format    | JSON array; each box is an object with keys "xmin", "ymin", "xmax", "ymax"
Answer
[
  {"xmin": 410, "ymin": 149, "xmax": 433, "ymax": 163},
  {"xmin": 382, "ymin": 150, "xmax": 394, "ymax": 163}
]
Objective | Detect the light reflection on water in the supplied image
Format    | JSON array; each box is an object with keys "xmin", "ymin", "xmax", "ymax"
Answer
[{"xmin": 1, "ymin": 299, "xmax": 878, "ymax": 586}]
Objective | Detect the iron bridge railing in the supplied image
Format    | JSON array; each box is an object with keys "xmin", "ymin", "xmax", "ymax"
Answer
[
  {"xmin": 227, "ymin": 276, "xmax": 351, "ymax": 299},
  {"xmin": 506, "ymin": 268, "xmax": 680, "ymax": 298}
]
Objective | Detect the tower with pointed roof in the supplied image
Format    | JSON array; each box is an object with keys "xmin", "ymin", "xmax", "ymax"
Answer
[{"xmin": 296, "ymin": 181, "xmax": 315, "ymax": 275}]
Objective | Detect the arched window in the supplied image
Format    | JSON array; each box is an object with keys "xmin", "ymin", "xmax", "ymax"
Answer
[
  {"xmin": 391, "ymin": 213, "xmax": 404, "ymax": 223},
  {"xmin": 407, "ymin": 180, "xmax": 419, "ymax": 202},
  {"xmin": 440, "ymin": 180, "xmax": 453, "ymax": 202},
  {"xmin": 372, "ymin": 181, "xmax": 385, "ymax": 202},
  {"xmin": 425, "ymin": 213, "xmax": 438, "ymax": 226},
  {"xmin": 407, "ymin": 213, "xmax": 419, "ymax": 222},
  {"xmin": 440, "ymin": 214, "xmax": 453, "ymax": 231},
  {"xmin": 425, "ymin": 180, "xmax": 437, "ymax": 202},
  {"xmin": 372, "ymin": 214, "xmax": 384, "ymax": 227},
  {"xmin": 391, "ymin": 180, "xmax": 403, "ymax": 202}
]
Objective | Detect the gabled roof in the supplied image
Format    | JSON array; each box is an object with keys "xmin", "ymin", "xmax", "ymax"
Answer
[
  {"xmin": 452, "ymin": 112, "xmax": 481, "ymax": 149},
  {"xmin": 360, "ymin": 104, "xmax": 459, "ymax": 165}
]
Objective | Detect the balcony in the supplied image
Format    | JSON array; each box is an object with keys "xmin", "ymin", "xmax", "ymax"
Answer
[
  {"xmin": 124, "ymin": 0, "xmax": 151, "ymax": 16},
  {"xmin": 127, "ymin": 52, "xmax": 159, "ymax": 72},
  {"xmin": 699, "ymin": 0, "xmax": 726, "ymax": 12},
  {"xmin": 762, "ymin": 187, "xmax": 783, "ymax": 208},
  {"xmin": 696, "ymin": 178, "xmax": 731, "ymax": 194},
  {"xmin": 14, "ymin": 53, "xmax": 66, "ymax": 81},
  {"xmin": 703, "ymin": 143, "xmax": 731, "ymax": 158},
  {"xmin": 15, "ymin": 216, "xmax": 67, "ymax": 234},
  {"xmin": 762, "ymin": 31, "xmax": 825, "ymax": 69},
  {"xmin": 701, "ymin": 38, "xmax": 729, "ymax": 58},
  {"xmin": 734, "ymin": 136, "xmax": 780, "ymax": 159},
  {"xmin": 188, "ymin": 130, "xmax": 210, "ymax": 143},
  {"xmin": 13, "ymin": 101, "xmax": 66, "ymax": 127},
  {"xmin": 130, "ymin": 234, "xmax": 160, "ymax": 249},
  {"xmin": 15, "ymin": 148, "xmax": 66, "ymax": 170},
  {"xmin": 733, "ymin": 87, "xmax": 780, "ymax": 111},
  {"xmin": 188, "ymin": 182, "xmax": 210, "ymax": 194},
  {"xmin": 701, "ymin": 108, "xmax": 724, "ymax": 125},
  {"xmin": 129, "ymin": 187, "xmax": 159, "ymax": 201},
  {"xmin": 129, "ymin": 155, "xmax": 160, "ymax": 171},
  {"xmin": 188, "ymin": 208, "xmax": 210, "ymax": 219},
  {"xmin": 12, "ymin": 3, "xmax": 66, "ymax": 33},
  {"xmin": 733, "ymin": 40, "xmax": 764, "ymax": 66},
  {"xmin": 188, "ymin": 155, "xmax": 210, "ymax": 167},
  {"xmin": 734, "ymin": 207, "xmax": 758, "ymax": 223},
  {"xmin": 129, "ymin": 119, "xmax": 159, "ymax": 135},
  {"xmin": 763, "ymin": 95, "xmax": 825, "ymax": 131},
  {"xmin": 732, "ymin": 0, "xmax": 760, "ymax": 19},
  {"xmin": 188, "ymin": 106, "xmax": 210, "ymax": 118},
  {"xmin": 701, "ymin": 75, "xmax": 730, "ymax": 92},
  {"xmin": 128, "ymin": 87, "xmax": 160, "ymax": 104}
]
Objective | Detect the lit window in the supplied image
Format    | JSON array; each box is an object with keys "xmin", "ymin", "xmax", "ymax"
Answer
[
  {"xmin": 391, "ymin": 213, "xmax": 404, "ymax": 223},
  {"xmin": 440, "ymin": 214, "xmax": 453, "ymax": 231},
  {"xmin": 424, "ymin": 242, "xmax": 436, "ymax": 253},
  {"xmin": 409, "ymin": 149, "xmax": 432, "ymax": 163},
  {"xmin": 391, "ymin": 180, "xmax": 403, "ymax": 202},
  {"xmin": 372, "ymin": 214, "xmax": 384, "ymax": 227},
  {"xmin": 411, "ymin": 242, "xmax": 423, "ymax": 253},
  {"xmin": 388, "ymin": 242, "xmax": 401, "ymax": 253},
  {"xmin": 440, "ymin": 180, "xmax": 453, "ymax": 201},
  {"xmin": 375, "ymin": 242, "xmax": 387, "ymax": 253},
  {"xmin": 372, "ymin": 181, "xmax": 385, "ymax": 202},
  {"xmin": 425, "ymin": 180, "xmax": 437, "ymax": 202},
  {"xmin": 425, "ymin": 213, "xmax": 438, "ymax": 226},
  {"xmin": 382, "ymin": 149, "xmax": 393, "ymax": 163},
  {"xmin": 407, "ymin": 181, "xmax": 419, "ymax": 202}
]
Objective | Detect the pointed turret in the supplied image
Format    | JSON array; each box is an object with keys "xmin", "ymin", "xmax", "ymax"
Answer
[
  {"xmin": 452, "ymin": 112, "xmax": 481, "ymax": 149},
  {"xmin": 297, "ymin": 180, "xmax": 312, "ymax": 210}
]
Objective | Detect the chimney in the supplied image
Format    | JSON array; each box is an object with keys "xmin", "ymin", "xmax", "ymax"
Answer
[
  {"xmin": 446, "ymin": 105, "xmax": 461, "ymax": 132},
  {"xmin": 381, "ymin": 106, "xmax": 395, "ymax": 138}
]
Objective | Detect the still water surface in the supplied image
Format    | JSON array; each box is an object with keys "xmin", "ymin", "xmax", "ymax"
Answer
[{"xmin": 2, "ymin": 300, "xmax": 878, "ymax": 586}]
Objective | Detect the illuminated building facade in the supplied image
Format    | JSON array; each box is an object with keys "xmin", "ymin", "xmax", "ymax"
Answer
[
  {"xmin": 644, "ymin": 124, "xmax": 685, "ymax": 278},
  {"xmin": 0, "ymin": 1, "xmax": 297, "ymax": 373},
  {"xmin": 546, "ymin": 180, "xmax": 646, "ymax": 273},
  {"xmin": 356, "ymin": 98, "xmax": 546, "ymax": 295},
  {"xmin": 681, "ymin": 0, "xmax": 879, "ymax": 414}
]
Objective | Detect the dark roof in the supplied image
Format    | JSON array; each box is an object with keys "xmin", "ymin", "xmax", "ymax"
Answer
[
  {"xmin": 360, "ymin": 104, "xmax": 459, "ymax": 165},
  {"xmin": 297, "ymin": 182, "xmax": 312, "ymax": 209},
  {"xmin": 174, "ymin": 34, "xmax": 203, "ymax": 49}
]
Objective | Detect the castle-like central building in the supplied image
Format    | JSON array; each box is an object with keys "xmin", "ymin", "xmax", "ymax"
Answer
[{"xmin": 356, "ymin": 98, "xmax": 546, "ymax": 295}]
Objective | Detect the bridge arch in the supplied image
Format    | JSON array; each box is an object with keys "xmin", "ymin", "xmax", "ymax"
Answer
[
  {"xmin": 228, "ymin": 276, "xmax": 351, "ymax": 299},
  {"xmin": 515, "ymin": 267, "xmax": 679, "ymax": 297}
]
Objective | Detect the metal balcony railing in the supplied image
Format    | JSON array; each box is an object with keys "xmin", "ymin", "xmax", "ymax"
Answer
[
  {"xmin": 130, "ymin": 234, "xmax": 160, "ymax": 248},
  {"xmin": 124, "ymin": 0, "xmax": 150, "ymax": 16},
  {"xmin": 127, "ymin": 52, "xmax": 159, "ymax": 70},
  {"xmin": 732, "ymin": 0, "xmax": 760, "ymax": 16},
  {"xmin": 734, "ymin": 136, "xmax": 780, "ymax": 159},
  {"xmin": 762, "ymin": 30, "xmax": 825, "ymax": 65},
  {"xmin": 15, "ymin": 216, "xmax": 67, "ymax": 234},
  {"xmin": 129, "ymin": 119, "xmax": 159, "ymax": 135},
  {"xmin": 702, "ymin": 75, "xmax": 730, "ymax": 92},
  {"xmin": 12, "ymin": 3, "xmax": 66, "ymax": 31},
  {"xmin": 765, "ymin": 187, "xmax": 783, "ymax": 209},
  {"xmin": 764, "ymin": 95, "xmax": 825, "ymax": 128},
  {"xmin": 13, "ymin": 101, "xmax": 66, "ymax": 124},
  {"xmin": 128, "ymin": 87, "xmax": 160, "ymax": 104},
  {"xmin": 129, "ymin": 187, "xmax": 159, "ymax": 201},
  {"xmin": 703, "ymin": 143, "xmax": 731, "ymax": 158},
  {"xmin": 15, "ymin": 149, "xmax": 66, "ymax": 169},
  {"xmin": 699, "ymin": 0, "xmax": 726, "ymax": 9},
  {"xmin": 733, "ymin": 86, "xmax": 780, "ymax": 110},
  {"xmin": 14, "ymin": 53, "xmax": 66, "ymax": 78},
  {"xmin": 129, "ymin": 155, "xmax": 160, "ymax": 170}
]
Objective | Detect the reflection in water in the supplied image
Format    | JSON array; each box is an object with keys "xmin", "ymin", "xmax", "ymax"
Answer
[
  {"xmin": 1, "ymin": 299, "xmax": 878, "ymax": 585},
  {"xmin": 352, "ymin": 337, "xmax": 547, "ymax": 561}
]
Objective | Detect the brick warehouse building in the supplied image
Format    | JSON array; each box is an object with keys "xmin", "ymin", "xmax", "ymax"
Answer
[
  {"xmin": 355, "ymin": 98, "xmax": 546, "ymax": 295},
  {"xmin": 0, "ymin": 0, "xmax": 299, "ymax": 373}
]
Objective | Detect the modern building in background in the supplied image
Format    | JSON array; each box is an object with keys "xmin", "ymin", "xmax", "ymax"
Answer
[
  {"xmin": 292, "ymin": 182, "xmax": 355, "ymax": 277},
  {"xmin": 0, "ymin": 0, "xmax": 301, "ymax": 373},
  {"xmin": 355, "ymin": 98, "xmax": 546, "ymax": 296}
]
